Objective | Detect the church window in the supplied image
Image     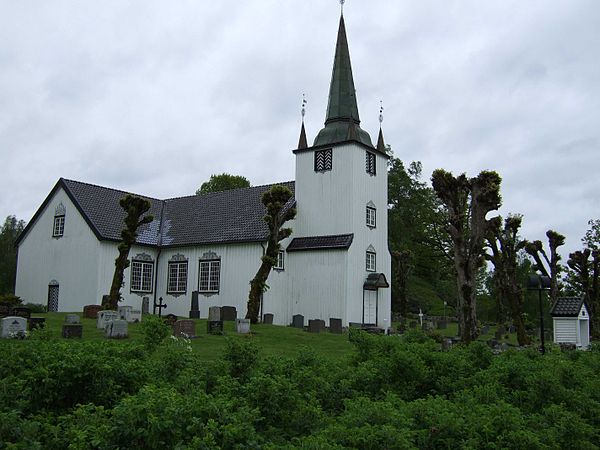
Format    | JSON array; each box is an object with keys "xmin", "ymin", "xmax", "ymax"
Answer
[
  {"xmin": 366, "ymin": 250, "xmax": 376, "ymax": 272},
  {"xmin": 167, "ymin": 257, "xmax": 188, "ymax": 294},
  {"xmin": 53, "ymin": 203, "xmax": 66, "ymax": 237},
  {"xmin": 199, "ymin": 259, "xmax": 220, "ymax": 293},
  {"xmin": 366, "ymin": 151, "xmax": 376, "ymax": 175},
  {"xmin": 274, "ymin": 250, "xmax": 285, "ymax": 270},
  {"xmin": 314, "ymin": 149, "xmax": 333, "ymax": 172},
  {"xmin": 131, "ymin": 259, "xmax": 154, "ymax": 293},
  {"xmin": 366, "ymin": 206, "xmax": 376, "ymax": 228}
]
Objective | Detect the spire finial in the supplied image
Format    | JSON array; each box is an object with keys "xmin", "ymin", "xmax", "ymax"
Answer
[
  {"xmin": 340, "ymin": 0, "xmax": 345, "ymax": 15},
  {"xmin": 301, "ymin": 94, "xmax": 307, "ymax": 121},
  {"xmin": 379, "ymin": 100, "xmax": 384, "ymax": 125}
]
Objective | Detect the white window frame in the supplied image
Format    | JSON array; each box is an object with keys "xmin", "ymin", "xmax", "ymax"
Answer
[
  {"xmin": 53, "ymin": 215, "xmax": 65, "ymax": 237},
  {"xmin": 366, "ymin": 151, "xmax": 376, "ymax": 175},
  {"xmin": 167, "ymin": 261, "xmax": 188, "ymax": 294},
  {"xmin": 199, "ymin": 260, "xmax": 221, "ymax": 293},
  {"xmin": 274, "ymin": 250, "xmax": 285, "ymax": 270},
  {"xmin": 314, "ymin": 149, "xmax": 333, "ymax": 172},
  {"xmin": 130, "ymin": 260, "xmax": 154, "ymax": 293},
  {"xmin": 366, "ymin": 251, "xmax": 376, "ymax": 272},
  {"xmin": 366, "ymin": 206, "xmax": 376, "ymax": 228}
]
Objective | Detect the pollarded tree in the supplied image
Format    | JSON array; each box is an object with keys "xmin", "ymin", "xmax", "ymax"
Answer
[
  {"xmin": 246, "ymin": 185, "xmax": 296, "ymax": 324},
  {"xmin": 432, "ymin": 169, "xmax": 502, "ymax": 343},
  {"xmin": 0, "ymin": 215, "xmax": 26, "ymax": 295},
  {"xmin": 106, "ymin": 195, "xmax": 153, "ymax": 310},
  {"xmin": 567, "ymin": 248, "xmax": 600, "ymax": 338},
  {"xmin": 485, "ymin": 215, "xmax": 531, "ymax": 345},
  {"xmin": 524, "ymin": 230, "xmax": 565, "ymax": 304}
]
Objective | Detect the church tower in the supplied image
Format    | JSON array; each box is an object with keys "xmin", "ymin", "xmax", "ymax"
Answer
[{"xmin": 292, "ymin": 10, "xmax": 391, "ymax": 328}]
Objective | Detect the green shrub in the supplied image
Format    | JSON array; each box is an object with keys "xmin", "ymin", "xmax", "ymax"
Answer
[
  {"xmin": 22, "ymin": 302, "xmax": 47, "ymax": 313},
  {"xmin": 139, "ymin": 314, "xmax": 171, "ymax": 350}
]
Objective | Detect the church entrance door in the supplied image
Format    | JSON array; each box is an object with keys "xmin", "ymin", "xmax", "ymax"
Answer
[
  {"xmin": 47, "ymin": 282, "xmax": 59, "ymax": 312},
  {"xmin": 363, "ymin": 290, "xmax": 377, "ymax": 325}
]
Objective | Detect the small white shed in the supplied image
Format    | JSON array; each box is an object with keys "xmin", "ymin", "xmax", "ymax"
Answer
[{"xmin": 550, "ymin": 297, "xmax": 590, "ymax": 350}]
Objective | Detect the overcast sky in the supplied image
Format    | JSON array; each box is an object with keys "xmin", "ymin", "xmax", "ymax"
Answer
[{"xmin": 1, "ymin": 1, "xmax": 599, "ymax": 257}]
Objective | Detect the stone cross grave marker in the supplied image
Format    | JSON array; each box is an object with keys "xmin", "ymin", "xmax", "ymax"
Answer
[
  {"xmin": 1, "ymin": 316, "xmax": 27, "ymax": 338},
  {"xmin": 174, "ymin": 319, "xmax": 196, "ymax": 338},
  {"xmin": 97, "ymin": 310, "xmax": 119, "ymax": 329},
  {"xmin": 105, "ymin": 319, "xmax": 128, "ymax": 338}
]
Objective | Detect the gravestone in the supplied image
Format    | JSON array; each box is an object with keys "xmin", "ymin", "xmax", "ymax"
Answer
[
  {"xmin": 1, "ymin": 316, "xmax": 27, "ymax": 338},
  {"xmin": 12, "ymin": 307, "xmax": 31, "ymax": 319},
  {"xmin": 221, "ymin": 306, "xmax": 237, "ymax": 321},
  {"xmin": 97, "ymin": 310, "xmax": 119, "ymax": 329},
  {"xmin": 105, "ymin": 319, "xmax": 128, "ymax": 338},
  {"xmin": 0, "ymin": 302, "xmax": 11, "ymax": 317},
  {"xmin": 174, "ymin": 319, "xmax": 196, "ymax": 338},
  {"xmin": 236, "ymin": 318, "xmax": 251, "ymax": 334},
  {"xmin": 62, "ymin": 324, "xmax": 83, "ymax": 338},
  {"xmin": 83, "ymin": 304, "xmax": 102, "ymax": 319},
  {"xmin": 292, "ymin": 314, "xmax": 304, "ymax": 328},
  {"xmin": 207, "ymin": 320, "xmax": 223, "ymax": 335},
  {"xmin": 189, "ymin": 291, "xmax": 200, "ymax": 319},
  {"xmin": 164, "ymin": 314, "xmax": 178, "ymax": 327},
  {"xmin": 508, "ymin": 325, "xmax": 516, "ymax": 334},
  {"xmin": 64, "ymin": 314, "xmax": 81, "ymax": 324},
  {"xmin": 437, "ymin": 320, "xmax": 447, "ymax": 330},
  {"xmin": 28, "ymin": 317, "xmax": 46, "ymax": 330},
  {"xmin": 409, "ymin": 321, "xmax": 417, "ymax": 329},
  {"xmin": 308, "ymin": 319, "xmax": 326, "ymax": 333},
  {"xmin": 500, "ymin": 343, "xmax": 510, "ymax": 352},
  {"xmin": 329, "ymin": 318, "xmax": 343, "ymax": 334},
  {"xmin": 129, "ymin": 309, "xmax": 142, "ymax": 323},
  {"xmin": 208, "ymin": 306, "xmax": 221, "ymax": 321},
  {"xmin": 487, "ymin": 339, "xmax": 499, "ymax": 348},
  {"xmin": 118, "ymin": 306, "xmax": 133, "ymax": 322},
  {"xmin": 263, "ymin": 313, "xmax": 274, "ymax": 325},
  {"xmin": 481, "ymin": 325, "xmax": 490, "ymax": 335},
  {"xmin": 142, "ymin": 297, "xmax": 150, "ymax": 315}
]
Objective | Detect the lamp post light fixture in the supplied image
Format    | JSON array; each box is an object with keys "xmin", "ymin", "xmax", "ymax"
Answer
[{"xmin": 526, "ymin": 274, "xmax": 551, "ymax": 354}]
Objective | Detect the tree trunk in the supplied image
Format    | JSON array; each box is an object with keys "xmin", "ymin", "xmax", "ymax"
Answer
[
  {"xmin": 455, "ymin": 258, "xmax": 479, "ymax": 343},
  {"xmin": 246, "ymin": 261, "xmax": 273, "ymax": 324},
  {"xmin": 107, "ymin": 244, "xmax": 130, "ymax": 310}
]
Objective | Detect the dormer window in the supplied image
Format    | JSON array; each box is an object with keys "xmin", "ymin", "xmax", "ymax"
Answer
[
  {"xmin": 53, "ymin": 203, "xmax": 66, "ymax": 238},
  {"xmin": 366, "ymin": 151, "xmax": 376, "ymax": 175},
  {"xmin": 315, "ymin": 149, "xmax": 333, "ymax": 172}
]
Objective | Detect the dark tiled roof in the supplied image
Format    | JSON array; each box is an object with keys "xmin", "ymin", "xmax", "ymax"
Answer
[
  {"xmin": 286, "ymin": 233, "xmax": 353, "ymax": 252},
  {"xmin": 18, "ymin": 178, "xmax": 295, "ymax": 248},
  {"xmin": 550, "ymin": 297, "xmax": 585, "ymax": 317}
]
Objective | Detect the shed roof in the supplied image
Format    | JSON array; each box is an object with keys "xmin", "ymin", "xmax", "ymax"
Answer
[
  {"xmin": 550, "ymin": 297, "xmax": 586, "ymax": 317},
  {"xmin": 286, "ymin": 233, "xmax": 353, "ymax": 252}
]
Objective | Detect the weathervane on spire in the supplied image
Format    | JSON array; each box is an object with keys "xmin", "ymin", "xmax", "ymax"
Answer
[
  {"xmin": 301, "ymin": 94, "xmax": 307, "ymax": 120},
  {"xmin": 379, "ymin": 100, "xmax": 384, "ymax": 125},
  {"xmin": 340, "ymin": 0, "xmax": 345, "ymax": 14}
]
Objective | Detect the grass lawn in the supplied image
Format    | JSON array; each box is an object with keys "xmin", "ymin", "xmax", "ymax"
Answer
[{"xmin": 29, "ymin": 312, "xmax": 355, "ymax": 361}]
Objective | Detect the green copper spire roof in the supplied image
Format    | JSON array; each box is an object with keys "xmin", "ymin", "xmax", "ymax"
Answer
[{"xmin": 314, "ymin": 14, "xmax": 373, "ymax": 148}]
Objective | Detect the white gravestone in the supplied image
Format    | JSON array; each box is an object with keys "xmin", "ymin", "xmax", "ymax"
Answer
[
  {"xmin": 64, "ymin": 314, "xmax": 81, "ymax": 324},
  {"xmin": 97, "ymin": 310, "xmax": 119, "ymax": 329},
  {"xmin": 105, "ymin": 319, "xmax": 128, "ymax": 338},
  {"xmin": 129, "ymin": 309, "xmax": 142, "ymax": 323},
  {"xmin": 118, "ymin": 306, "xmax": 133, "ymax": 322},
  {"xmin": 2, "ymin": 316, "xmax": 27, "ymax": 338},
  {"xmin": 236, "ymin": 318, "xmax": 251, "ymax": 334}
]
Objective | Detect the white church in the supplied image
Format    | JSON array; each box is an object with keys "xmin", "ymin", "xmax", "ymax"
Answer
[{"xmin": 15, "ymin": 12, "xmax": 392, "ymax": 329}]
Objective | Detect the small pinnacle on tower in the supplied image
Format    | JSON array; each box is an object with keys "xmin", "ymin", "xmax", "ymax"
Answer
[
  {"xmin": 377, "ymin": 100, "xmax": 386, "ymax": 153},
  {"xmin": 298, "ymin": 94, "xmax": 308, "ymax": 149}
]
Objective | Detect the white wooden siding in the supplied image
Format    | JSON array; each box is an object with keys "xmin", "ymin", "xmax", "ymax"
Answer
[{"xmin": 553, "ymin": 318, "xmax": 578, "ymax": 344}]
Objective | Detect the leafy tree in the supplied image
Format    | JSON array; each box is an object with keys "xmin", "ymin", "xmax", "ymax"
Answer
[
  {"xmin": 106, "ymin": 195, "xmax": 153, "ymax": 310},
  {"xmin": 196, "ymin": 173, "xmax": 250, "ymax": 195},
  {"xmin": 485, "ymin": 215, "xmax": 531, "ymax": 345},
  {"xmin": 387, "ymin": 158, "xmax": 454, "ymax": 316},
  {"xmin": 246, "ymin": 185, "xmax": 296, "ymax": 323},
  {"xmin": 432, "ymin": 170, "xmax": 502, "ymax": 343},
  {"xmin": 524, "ymin": 230, "xmax": 565, "ymax": 304},
  {"xmin": 0, "ymin": 215, "xmax": 26, "ymax": 295}
]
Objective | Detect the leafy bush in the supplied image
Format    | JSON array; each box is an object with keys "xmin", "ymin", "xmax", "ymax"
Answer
[
  {"xmin": 0, "ymin": 293, "xmax": 22, "ymax": 305},
  {"xmin": 22, "ymin": 302, "xmax": 47, "ymax": 313},
  {"xmin": 139, "ymin": 314, "xmax": 171, "ymax": 350}
]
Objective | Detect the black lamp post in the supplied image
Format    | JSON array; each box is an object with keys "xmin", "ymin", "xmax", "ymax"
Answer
[{"xmin": 526, "ymin": 274, "xmax": 551, "ymax": 354}]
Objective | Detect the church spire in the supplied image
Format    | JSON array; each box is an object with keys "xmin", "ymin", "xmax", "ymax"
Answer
[
  {"xmin": 313, "ymin": 9, "xmax": 374, "ymax": 148},
  {"xmin": 325, "ymin": 13, "xmax": 360, "ymax": 125},
  {"xmin": 298, "ymin": 94, "xmax": 308, "ymax": 149},
  {"xmin": 377, "ymin": 101, "xmax": 386, "ymax": 153}
]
